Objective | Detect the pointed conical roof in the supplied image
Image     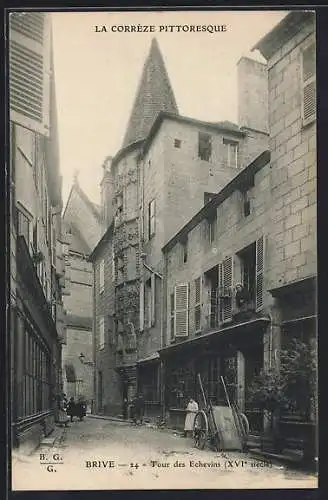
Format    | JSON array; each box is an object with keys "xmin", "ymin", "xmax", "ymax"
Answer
[{"xmin": 122, "ymin": 38, "xmax": 179, "ymax": 148}]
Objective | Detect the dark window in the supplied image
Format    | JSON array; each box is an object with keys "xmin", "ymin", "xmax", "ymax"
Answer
[
  {"xmin": 174, "ymin": 139, "xmax": 181, "ymax": 148},
  {"xmin": 207, "ymin": 212, "xmax": 217, "ymax": 243},
  {"xmin": 237, "ymin": 242, "xmax": 256, "ymax": 306},
  {"xmin": 17, "ymin": 207, "xmax": 31, "ymax": 246},
  {"xmin": 198, "ymin": 132, "xmax": 212, "ymax": 162},
  {"xmin": 181, "ymin": 238, "xmax": 188, "ymax": 263},
  {"xmin": 242, "ymin": 191, "xmax": 251, "ymax": 217}
]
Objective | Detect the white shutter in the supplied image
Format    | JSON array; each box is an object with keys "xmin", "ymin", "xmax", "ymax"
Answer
[
  {"xmin": 301, "ymin": 44, "xmax": 316, "ymax": 126},
  {"xmin": 174, "ymin": 283, "xmax": 189, "ymax": 337},
  {"xmin": 218, "ymin": 262, "xmax": 223, "ymax": 323},
  {"xmin": 9, "ymin": 12, "xmax": 51, "ymax": 136},
  {"xmin": 222, "ymin": 256, "xmax": 233, "ymax": 323},
  {"xmin": 256, "ymin": 235, "xmax": 265, "ymax": 311},
  {"xmin": 170, "ymin": 292, "xmax": 175, "ymax": 341},
  {"xmin": 151, "ymin": 273, "xmax": 156, "ymax": 326},
  {"xmin": 194, "ymin": 277, "xmax": 202, "ymax": 332},
  {"xmin": 139, "ymin": 281, "xmax": 145, "ymax": 332}
]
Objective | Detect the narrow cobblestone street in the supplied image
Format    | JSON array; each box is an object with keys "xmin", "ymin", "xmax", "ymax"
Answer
[{"xmin": 12, "ymin": 416, "xmax": 317, "ymax": 490}]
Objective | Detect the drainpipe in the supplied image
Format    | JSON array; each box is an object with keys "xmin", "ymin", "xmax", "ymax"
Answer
[
  {"xmin": 267, "ymin": 312, "xmax": 274, "ymax": 369},
  {"xmin": 140, "ymin": 255, "xmax": 165, "ymax": 420}
]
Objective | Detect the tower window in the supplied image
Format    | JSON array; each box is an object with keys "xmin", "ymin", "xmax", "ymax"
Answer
[{"xmin": 174, "ymin": 139, "xmax": 181, "ymax": 149}]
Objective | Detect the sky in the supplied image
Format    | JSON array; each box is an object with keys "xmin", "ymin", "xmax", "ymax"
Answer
[{"xmin": 51, "ymin": 10, "xmax": 289, "ymax": 207}]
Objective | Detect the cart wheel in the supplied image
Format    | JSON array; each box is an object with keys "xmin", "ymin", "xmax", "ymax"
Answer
[{"xmin": 193, "ymin": 410, "xmax": 208, "ymax": 450}]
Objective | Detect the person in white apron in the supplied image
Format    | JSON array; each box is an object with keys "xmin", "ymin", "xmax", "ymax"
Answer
[{"xmin": 184, "ymin": 398, "xmax": 198, "ymax": 437}]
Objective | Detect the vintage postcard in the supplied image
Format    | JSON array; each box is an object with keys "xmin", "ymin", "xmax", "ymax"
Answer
[{"xmin": 8, "ymin": 8, "xmax": 318, "ymax": 491}]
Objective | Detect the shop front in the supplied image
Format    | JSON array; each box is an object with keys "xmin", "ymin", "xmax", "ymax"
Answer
[
  {"xmin": 137, "ymin": 352, "xmax": 161, "ymax": 421},
  {"xmin": 160, "ymin": 318, "xmax": 269, "ymax": 432}
]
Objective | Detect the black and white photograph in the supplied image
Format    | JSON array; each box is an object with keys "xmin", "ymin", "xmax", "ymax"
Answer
[{"xmin": 7, "ymin": 8, "xmax": 317, "ymax": 490}]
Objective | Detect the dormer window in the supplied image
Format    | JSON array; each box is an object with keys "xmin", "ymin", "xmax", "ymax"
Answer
[
  {"xmin": 223, "ymin": 138, "xmax": 238, "ymax": 168},
  {"xmin": 198, "ymin": 132, "xmax": 212, "ymax": 162}
]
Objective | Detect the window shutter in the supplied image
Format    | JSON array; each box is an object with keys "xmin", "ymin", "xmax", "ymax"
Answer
[
  {"xmin": 302, "ymin": 44, "xmax": 316, "ymax": 126},
  {"xmin": 256, "ymin": 235, "xmax": 265, "ymax": 311},
  {"xmin": 194, "ymin": 277, "xmax": 202, "ymax": 332},
  {"xmin": 222, "ymin": 256, "xmax": 233, "ymax": 323},
  {"xmin": 218, "ymin": 262, "xmax": 223, "ymax": 323},
  {"xmin": 151, "ymin": 273, "xmax": 156, "ymax": 326},
  {"xmin": 174, "ymin": 283, "xmax": 189, "ymax": 337},
  {"xmin": 170, "ymin": 292, "xmax": 175, "ymax": 341},
  {"xmin": 9, "ymin": 12, "xmax": 51, "ymax": 137},
  {"xmin": 139, "ymin": 281, "xmax": 145, "ymax": 332}
]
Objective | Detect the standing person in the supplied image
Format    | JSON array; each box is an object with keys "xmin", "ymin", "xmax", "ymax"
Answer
[
  {"xmin": 67, "ymin": 397, "xmax": 76, "ymax": 423},
  {"xmin": 58, "ymin": 395, "xmax": 69, "ymax": 427},
  {"xmin": 184, "ymin": 397, "xmax": 199, "ymax": 437},
  {"xmin": 122, "ymin": 397, "xmax": 128, "ymax": 420}
]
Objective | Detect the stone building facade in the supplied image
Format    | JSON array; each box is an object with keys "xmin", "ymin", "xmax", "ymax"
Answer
[
  {"xmin": 91, "ymin": 37, "xmax": 270, "ymax": 418},
  {"xmin": 61, "ymin": 179, "xmax": 102, "ymax": 407},
  {"xmin": 9, "ymin": 12, "xmax": 68, "ymax": 452},
  {"xmin": 161, "ymin": 11, "xmax": 316, "ymax": 460}
]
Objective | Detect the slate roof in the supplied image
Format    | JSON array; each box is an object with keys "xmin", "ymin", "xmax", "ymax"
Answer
[{"xmin": 122, "ymin": 38, "xmax": 179, "ymax": 149}]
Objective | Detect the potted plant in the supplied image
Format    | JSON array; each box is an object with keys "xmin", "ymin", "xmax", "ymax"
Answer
[
  {"xmin": 279, "ymin": 338, "xmax": 317, "ymax": 467},
  {"xmin": 248, "ymin": 367, "xmax": 290, "ymax": 453}
]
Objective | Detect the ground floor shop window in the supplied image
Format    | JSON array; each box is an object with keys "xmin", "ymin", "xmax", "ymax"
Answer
[
  {"xmin": 139, "ymin": 365, "xmax": 159, "ymax": 402},
  {"xmin": 23, "ymin": 326, "xmax": 51, "ymax": 417}
]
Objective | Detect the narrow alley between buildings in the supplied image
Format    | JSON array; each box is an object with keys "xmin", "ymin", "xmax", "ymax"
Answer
[{"xmin": 12, "ymin": 416, "xmax": 317, "ymax": 490}]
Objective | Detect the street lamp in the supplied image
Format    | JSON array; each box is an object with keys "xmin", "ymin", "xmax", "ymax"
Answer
[{"xmin": 79, "ymin": 352, "xmax": 94, "ymax": 366}]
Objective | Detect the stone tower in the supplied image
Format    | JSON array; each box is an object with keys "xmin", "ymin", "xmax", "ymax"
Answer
[{"xmin": 122, "ymin": 37, "xmax": 179, "ymax": 148}]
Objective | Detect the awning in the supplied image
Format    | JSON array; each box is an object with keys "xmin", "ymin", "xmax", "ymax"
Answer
[
  {"xmin": 159, "ymin": 317, "xmax": 270, "ymax": 357},
  {"xmin": 268, "ymin": 276, "xmax": 316, "ymax": 298},
  {"xmin": 137, "ymin": 352, "xmax": 160, "ymax": 365}
]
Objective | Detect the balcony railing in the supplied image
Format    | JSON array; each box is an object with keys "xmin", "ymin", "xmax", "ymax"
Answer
[{"xmin": 203, "ymin": 288, "xmax": 256, "ymax": 331}]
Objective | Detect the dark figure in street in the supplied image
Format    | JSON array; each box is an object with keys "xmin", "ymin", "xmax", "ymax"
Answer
[
  {"xmin": 67, "ymin": 397, "xmax": 76, "ymax": 422},
  {"xmin": 122, "ymin": 398, "xmax": 128, "ymax": 420},
  {"xmin": 76, "ymin": 398, "xmax": 87, "ymax": 421}
]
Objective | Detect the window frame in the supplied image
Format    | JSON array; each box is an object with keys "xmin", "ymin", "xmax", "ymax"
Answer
[{"xmin": 148, "ymin": 199, "xmax": 156, "ymax": 239}]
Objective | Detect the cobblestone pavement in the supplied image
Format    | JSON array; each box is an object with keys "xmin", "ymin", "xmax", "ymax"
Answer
[{"xmin": 12, "ymin": 416, "xmax": 317, "ymax": 490}]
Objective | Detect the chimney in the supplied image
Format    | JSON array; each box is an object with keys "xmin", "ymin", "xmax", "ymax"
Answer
[
  {"xmin": 100, "ymin": 156, "xmax": 114, "ymax": 231},
  {"xmin": 237, "ymin": 56, "xmax": 268, "ymax": 133}
]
